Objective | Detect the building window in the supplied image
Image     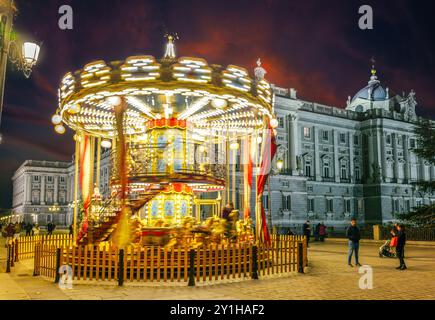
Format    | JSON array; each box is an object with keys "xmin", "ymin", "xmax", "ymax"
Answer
[
  {"xmin": 305, "ymin": 160, "xmax": 312, "ymax": 177},
  {"xmin": 410, "ymin": 139, "xmax": 416, "ymax": 149},
  {"xmin": 60, "ymin": 177, "xmax": 65, "ymax": 183},
  {"xmin": 262, "ymin": 195, "xmax": 269, "ymax": 210},
  {"xmin": 354, "ymin": 135, "xmax": 359, "ymax": 145},
  {"xmin": 322, "ymin": 130, "xmax": 329, "ymax": 141},
  {"xmin": 326, "ymin": 199, "xmax": 333, "ymax": 212},
  {"xmin": 340, "ymin": 161, "xmax": 348, "ymax": 179},
  {"xmin": 355, "ymin": 166, "xmax": 361, "ymax": 181},
  {"xmin": 344, "ymin": 199, "xmax": 351, "ymax": 213},
  {"xmin": 307, "ymin": 198, "xmax": 314, "ymax": 212},
  {"xmin": 46, "ymin": 214, "xmax": 53, "ymax": 224},
  {"xmin": 303, "ymin": 127, "xmax": 311, "ymax": 139},
  {"xmin": 405, "ymin": 200, "xmax": 411, "ymax": 212},
  {"xmin": 322, "ymin": 160, "xmax": 330, "ymax": 178},
  {"xmin": 31, "ymin": 190, "xmax": 40, "ymax": 205},
  {"xmin": 33, "ymin": 176, "xmax": 39, "ymax": 182},
  {"xmin": 386, "ymin": 134, "xmax": 392, "ymax": 145},
  {"xmin": 339, "ymin": 133, "xmax": 346, "ymax": 144},
  {"xmin": 47, "ymin": 176, "xmax": 53, "ymax": 183},
  {"xmin": 282, "ymin": 195, "xmax": 291, "ymax": 211},
  {"xmin": 278, "ymin": 117, "xmax": 284, "ymax": 128}
]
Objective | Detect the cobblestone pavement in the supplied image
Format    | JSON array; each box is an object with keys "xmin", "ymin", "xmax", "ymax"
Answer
[{"xmin": 1, "ymin": 238, "xmax": 434, "ymax": 300}]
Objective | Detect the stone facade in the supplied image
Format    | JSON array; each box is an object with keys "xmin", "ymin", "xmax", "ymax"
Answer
[{"xmin": 11, "ymin": 149, "xmax": 111, "ymax": 226}]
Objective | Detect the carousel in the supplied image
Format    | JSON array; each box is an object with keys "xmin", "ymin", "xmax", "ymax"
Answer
[{"xmin": 51, "ymin": 35, "xmax": 278, "ymax": 249}]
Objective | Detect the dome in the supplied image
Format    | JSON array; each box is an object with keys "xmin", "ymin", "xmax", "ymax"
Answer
[{"xmin": 351, "ymin": 81, "xmax": 387, "ymax": 103}]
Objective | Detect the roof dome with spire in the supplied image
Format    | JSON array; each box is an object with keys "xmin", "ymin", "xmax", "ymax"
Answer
[
  {"xmin": 346, "ymin": 58, "xmax": 392, "ymax": 113},
  {"xmin": 351, "ymin": 80, "xmax": 387, "ymax": 102}
]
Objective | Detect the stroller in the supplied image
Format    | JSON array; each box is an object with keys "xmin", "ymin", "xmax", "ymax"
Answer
[{"xmin": 379, "ymin": 240, "xmax": 397, "ymax": 258}]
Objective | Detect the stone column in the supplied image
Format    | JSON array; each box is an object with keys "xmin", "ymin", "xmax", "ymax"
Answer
[
  {"xmin": 333, "ymin": 130, "xmax": 340, "ymax": 182},
  {"xmin": 54, "ymin": 176, "xmax": 59, "ymax": 205},
  {"xmin": 289, "ymin": 114, "xmax": 298, "ymax": 174},
  {"xmin": 314, "ymin": 127, "xmax": 321, "ymax": 181},
  {"xmin": 349, "ymin": 132, "xmax": 354, "ymax": 183},
  {"xmin": 40, "ymin": 175, "xmax": 46, "ymax": 205},
  {"xmin": 367, "ymin": 131, "xmax": 374, "ymax": 182},
  {"xmin": 403, "ymin": 136, "xmax": 410, "ymax": 182},
  {"xmin": 25, "ymin": 174, "xmax": 32, "ymax": 204},
  {"xmin": 392, "ymin": 133, "xmax": 399, "ymax": 182},
  {"xmin": 377, "ymin": 128, "xmax": 385, "ymax": 182}
]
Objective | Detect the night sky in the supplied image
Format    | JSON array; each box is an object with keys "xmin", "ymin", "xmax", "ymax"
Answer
[{"xmin": 1, "ymin": 0, "xmax": 434, "ymax": 209}]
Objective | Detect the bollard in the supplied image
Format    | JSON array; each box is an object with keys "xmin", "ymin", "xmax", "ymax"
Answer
[
  {"xmin": 14, "ymin": 239, "xmax": 19, "ymax": 262},
  {"xmin": 118, "ymin": 249, "xmax": 124, "ymax": 286},
  {"xmin": 6, "ymin": 244, "xmax": 11, "ymax": 273},
  {"xmin": 251, "ymin": 245, "xmax": 259, "ymax": 280},
  {"xmin": 54, "ymin": 248, "xmax": 61, "ymax": 284},
  {"xmin": 298, "ymin": 242, "xmax": 304, "ymax": 274},
  {"xmin": 188, "ymin": 249, "xmax": 195, "ymax": 286}
]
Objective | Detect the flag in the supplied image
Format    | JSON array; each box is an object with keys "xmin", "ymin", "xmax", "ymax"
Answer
[
  {"xmin": 243, "ymin": 135, "xmax": 253, "ymax": 219},
  {"xmin": 256, "ymin": 121, "xmax": 277, "ymax": 244}
]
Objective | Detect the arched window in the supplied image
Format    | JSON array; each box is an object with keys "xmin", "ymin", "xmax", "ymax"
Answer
[
  {"xmin": 303, "ymin": 155, "xmax": 313, "ymax": 177},
  {"xmin": 322, "ymin": 157, "xmax": 331, "ymax": 178},
  {"xmin": 340, "ymin": 158, "xmax": 348, "ymax": 180}
]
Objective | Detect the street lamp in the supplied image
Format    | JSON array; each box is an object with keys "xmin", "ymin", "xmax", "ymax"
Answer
[{"xmin": 0, "ymin": 0, "xmax": 40, "ymax": 142}]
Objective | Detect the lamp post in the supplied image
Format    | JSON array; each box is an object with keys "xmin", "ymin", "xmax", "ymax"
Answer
[{"xmin": 0, "ymin": 0, "xmax": 40, "ymax": 142}]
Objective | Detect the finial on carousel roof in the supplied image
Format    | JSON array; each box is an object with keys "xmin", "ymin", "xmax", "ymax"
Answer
[
  {"xmin": 163, "ymin": 33, "xmax": 179, "ymax": 59},
  {"xmin": 254, "ymin": 58, "xmax": 267, "ymax": 81}
]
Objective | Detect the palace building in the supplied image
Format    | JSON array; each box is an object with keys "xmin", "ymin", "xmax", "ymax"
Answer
[{"xmin": 11, "ymin": 65, "xmax": 435, "ymax": 230}]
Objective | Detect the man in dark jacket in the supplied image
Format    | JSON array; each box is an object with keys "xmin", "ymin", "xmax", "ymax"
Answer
[
  {"xmin": 396, "ymin": 224, "xmax": 407, "ymax": 270},
  {"xmin": 346, "ymin": 218, "xmax": 362, "ymax": 267},
  {"xmin": 303, "ymin": 220, "xmax": 311, "ymax": 247}
]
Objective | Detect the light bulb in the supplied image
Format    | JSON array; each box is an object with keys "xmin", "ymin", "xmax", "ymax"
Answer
[
  {"xmin": 270, "ymin": 118, "xmax": 279, "ymax": 128},
  {"xmin": 101, "ymin": 139, "xmax": 112, "ymax": 149},
  {"xmin": 277, "ymin": 160, "xmax": 284, "ymax": 170},
  {"xmin": 51, "ymin": 114, "xmax": 62, "ymax": 125},
  {"xmin": 106, "ymin": 96, "xmax": 122, "ymax": 106},
  {"xmin": 211, "ymin": 98, "xmax": 227, "ymax": 109},
  {"xmin": 256, "ymin": 136, "xmax": 262, "ymax": 144},
  {"xmin": 54, "ymin": 124, "xmax": 66, "ymax": 134}
]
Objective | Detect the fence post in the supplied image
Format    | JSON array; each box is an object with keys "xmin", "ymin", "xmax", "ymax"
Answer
[
  {"xmin": 188, "ymin": 249, "xmax": 195, "ymax": 286},
  {"xmin": 251, "ymin": 245, "xmax": 259, "ymax": 280},
  {"xmin": 14, "ymin": 239, "xmax": 19, "ymax": 262},
  {"xmin": 10, "ymin": 242, "xmax": 14, "ymax": 267},
  {"xmin": 118, "ymin": 249, "xmax": 124, "ymax": 286},
  {"xmin": 54, "ymin": 248, "xmax": 61, "ymax": 283},
  {"xmin": 298, "ymin": 242, "xmax": 304, "ymax": 274},
  {"xmin": 6, "ymin": 243, "xmax": 11, "ymax": 273},
  {"xmin": 33, "ymin": 243, "xmax": 40, "ymax": 276}
]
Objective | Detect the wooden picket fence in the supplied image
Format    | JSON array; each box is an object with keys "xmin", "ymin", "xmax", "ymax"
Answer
[
  {"xmin": 15, "ymin": 234, "xmax": 73, "ymax": 260},
  {"xmin": 32, "ymin": 235, "xmax": 308, "ymax": 286}
]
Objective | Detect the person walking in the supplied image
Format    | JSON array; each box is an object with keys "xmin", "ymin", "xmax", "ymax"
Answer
[
  {"xmin": 346, "ymin": 218, "xmax": 362, "ymax": 267},
  {"xmin": 25, "ymin": 223, "xmax": 33, "ymax": 236},
  {"xmin": 314, "ymin": 223, "xmax": 320, "ymax": 241},
  {"xmin": 303, "ymin": 220, "xmax": 311, "ymax": 247},
  {"xmin": 396, "ymin": 224, "xmax": 407, "ymax": 270},
  {"xmin": 319, "ymin": 223, "xmax": 327, "ymax": 242},
  {"xmin": 69, "ymin": 224, "xmax": 74, "ymax": 235}
]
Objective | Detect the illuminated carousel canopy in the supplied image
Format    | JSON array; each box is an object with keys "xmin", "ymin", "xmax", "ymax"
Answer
[{"xmin": 54, "ymin": 51, "xmax": 275, "ymax": 139}]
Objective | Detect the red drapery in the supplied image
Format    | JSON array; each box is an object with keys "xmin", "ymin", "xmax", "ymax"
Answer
[{"xmin": 256, "ymin": 121, "xmax": 277, "ymax": 244}]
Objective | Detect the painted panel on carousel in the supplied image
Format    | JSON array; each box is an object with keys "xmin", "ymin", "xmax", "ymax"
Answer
[{"xmin": 165, "ymin": 200, "xmax": 174, "ymax": 216}]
